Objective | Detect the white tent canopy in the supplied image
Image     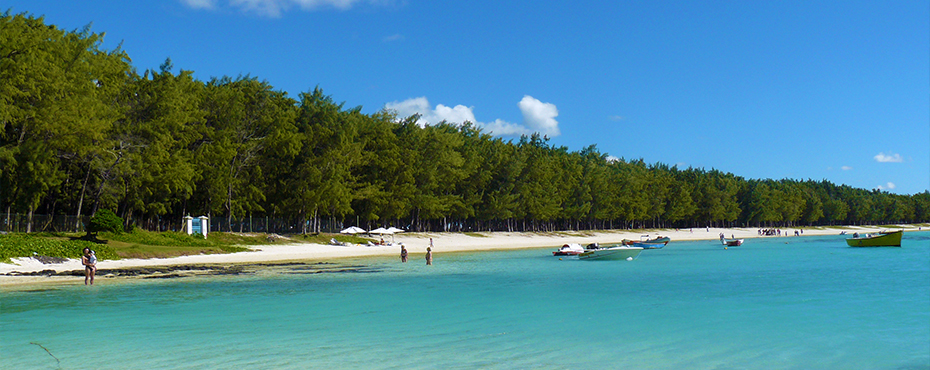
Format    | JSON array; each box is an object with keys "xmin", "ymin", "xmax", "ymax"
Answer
[
  {"xmin": 369, "ymin": 227, "xmax": 404, "ymax": 244},
  {"xmin": 340, "ymin": 226, "xmax": 367, "ymax": 234},
  {"xmin": 369, "ymin": 227, "xmax": 391, "ymax": 235}
]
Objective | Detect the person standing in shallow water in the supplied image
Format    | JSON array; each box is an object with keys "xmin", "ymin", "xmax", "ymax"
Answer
[
  {"xmin": 425, "ymin": 247, "xmax": 432, "ymax": 265},
  {"xmin": 400, "ymin": 245, "xmax": 408, "ymax": 263},
  {"xmin": 81, "ymin": 247, "xmax": 96, "ymax": 285}
]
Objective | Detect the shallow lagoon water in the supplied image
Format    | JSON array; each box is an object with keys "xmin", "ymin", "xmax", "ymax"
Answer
[{"xmin": 2, "ymin": 232, "xmax": 928, "ymax": 369}]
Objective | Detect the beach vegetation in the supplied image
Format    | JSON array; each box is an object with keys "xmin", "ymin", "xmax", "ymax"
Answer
[
  {"xmin": 88, "ymin": 209, "xmax": 124, "ymax": 235},
  {"xmin": 293, "ymin": 233, "xmax": 372, "ymax": 245},
  {"xmin": 0, "ymin": 233, "xmax": 118, "ymax": 263},
  {"xmin": 2, "ymin": 12, "xmax": 929, "ymax": 237},
  {"xmin": 0, "ymin": 229, "xmax": 262, "ymax": 262}
]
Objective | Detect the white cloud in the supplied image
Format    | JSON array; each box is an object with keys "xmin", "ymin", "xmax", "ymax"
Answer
[
  {"xmin": 184, "ymin": 0, "xmax": 367, "ymax": 17},
  {"xmin": 229, "ymin": 0, "xmax": 284, "ymax": 17},
  {"xmin": 876, "ymin": 182, "xmax": 896, "ymax": 191},
  {"xmin": 294, "ymin": 0, "xmax": 358, "ymax": 10},
  {"xmin": 384, "ymin": 96, "xmax": 560, "ymax": 137},
  {"xmin": 383, "ymin": 34, "xmax": 404, "ymax": 42},
  {"xmin": 181, "ymin": 0, "xmax": 216, "ymax": 9},
  {"xmin": 841, "ymin": 166, "xmax": 852, "ymax": 171},
  {"xmin": 481, "ymin": 119, "xmax": 533, "ymax": 136},
  {"xmin": 874, "ymin": 152, "xmax": 903, "ymax": 163},
  {"xmin": 384, "ymin": 97, "xmax": 476, "ymax": 127},
  {"xmin": 432, "ymin": 104, "xmax": 477, "ymax": 124},
  {"xmin": 518, "ymin": 96, "xmax": 560, "ymax": 136},
  {"xmin": 384, "ymin": 96, "xmax": 430, "ymax": 118}
]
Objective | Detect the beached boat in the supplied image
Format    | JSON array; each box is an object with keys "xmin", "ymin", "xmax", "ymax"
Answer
[
  {"xmin": 845, "ymin": 230, "xmax": 903, "ymax": 247},
  {"xmin": 552, "ymin": 243, "xmax": 585, "ymax": 256},
  {"xmin": 622, "ymin": 235, "xmax": 670, "ymax": 249},
  {"xmin": 578, "ymin": 245, "xmax": 644, "ymax": 260}
]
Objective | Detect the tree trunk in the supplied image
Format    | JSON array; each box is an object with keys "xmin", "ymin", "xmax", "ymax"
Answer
[
  {"xmin": 74, "ymin": 167, "xmax": 91, "ymax": 231},
  {"xmin": 26, "ymin": 205, "xmax": 34, "ymax": 233}
]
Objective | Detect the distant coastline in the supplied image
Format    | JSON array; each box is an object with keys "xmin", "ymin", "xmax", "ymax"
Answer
[{"xmin": 2, "ymin": 224, "xmax": 925, "ymax": 287}]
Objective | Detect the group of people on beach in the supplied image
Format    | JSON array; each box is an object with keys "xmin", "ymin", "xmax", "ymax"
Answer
[
  {"xmin": 757, "ymin": 228, "xmax": 803, "ymax": 236},
  {"xmin": 400, "ymin": 238, "xmax": 433, "ymax": 265}
]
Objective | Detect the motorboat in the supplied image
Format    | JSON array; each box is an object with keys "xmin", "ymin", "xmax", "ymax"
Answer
[
  {"xmin": 552, "ymin": 243, "xmax": 585, "ymax": 256},
  {"xmin": 719, "ymin": 235, "xmax": 743, "ymax": 247},
  {"xmin": 722, "ymin": 238, "xmax": 743, "ymax": 247},
  {"xmin": 845, "ymin": 230, "xmax": 903, "ymax": 247},
  {"xmin": 578, "ymin": 244, "xmax": 644, "ymax": 260},
  {"xmin": 623, "ymin": 235, "xmax": 670, "ymax": 249}
]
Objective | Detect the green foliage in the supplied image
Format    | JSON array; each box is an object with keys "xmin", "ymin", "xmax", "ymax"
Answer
[
  {"xmin": 103, "ymin": 229, "xmax": 258, "ymax": 250},
  {"xmin": 89, "ymin": 209, "xmax": 124, "ymax": 234},
  {"xmin": 0, "ymin": 230, "xmax": 263, "ymax": 262},
  {"xmin": 1, "ymin": 12, "xmax": 131, "ymax": 231},
  {"xmin": 1, "ymin": 12, "xmax": 926, "ymax": 237},
  {"xmin": 0, "ymin": 234, "xmax": 118, "ymax": 263},
  {"xmin": 293, "ymin": 233, "xmax": 371, "ymax": 245}
]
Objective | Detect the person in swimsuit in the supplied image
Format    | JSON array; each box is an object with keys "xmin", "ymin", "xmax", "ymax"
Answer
[
  {"xmin": 82, "ymin": 247, "xmax": 96, "ymax": 285},
  {"xmin": 425, "ymin": 247, "xmax": 432, "ymax": 265},
  {"xmin": 400, "ymin": 245, "xmax": 408, "ymax": 262}
]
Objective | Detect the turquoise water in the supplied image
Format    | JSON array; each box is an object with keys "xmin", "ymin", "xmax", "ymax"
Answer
[{"xmin": 3, "ymin": 232, "xmax": 929, "ymax": 369}]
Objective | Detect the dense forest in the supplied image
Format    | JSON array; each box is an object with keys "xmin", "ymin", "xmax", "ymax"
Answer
[{"xmin": 2, "ymin": 12, "xmax": 929, "ymax": 234}]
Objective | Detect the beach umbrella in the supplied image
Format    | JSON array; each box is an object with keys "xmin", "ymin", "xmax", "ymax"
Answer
[
  {"xmin": 369, "ymin": 227, "xmax": 392, "ymax": 244},
  {"xmin": 369, "ymin": 227, "xmax": 390, "ymax": 234},
  {"xmin": 340, "ymin": 226, "xmax": 366, "ymax": 234},
  {"xmin": 386, "ymin": 227, "xmax": 404, "ymax": 243}
]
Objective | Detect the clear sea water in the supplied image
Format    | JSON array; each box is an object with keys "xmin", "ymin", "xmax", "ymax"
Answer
[{"xmin": 2, "ymin": 232, "xmax": 929, "ymax": 369}]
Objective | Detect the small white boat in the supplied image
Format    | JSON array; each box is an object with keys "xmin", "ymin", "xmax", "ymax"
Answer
[
  {"xmin": 721, "ymin": 238, "xmax": 743, "ymax": 247},
  {"xmin": 720, "ymin": 235, "xmax": 743, "ymax": 247},
  {"xmin": 578, "ymin": 245, "xmax": 643, "ymax": 260}
]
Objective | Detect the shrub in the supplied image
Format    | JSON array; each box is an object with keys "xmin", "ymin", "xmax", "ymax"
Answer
[
  {"xmin": 0, "ymin": 234, "xmax": 118, "ymax": 263},
  {"xmin": 88, "ymin": 209, "xmax": 124, "ymax": 235}
]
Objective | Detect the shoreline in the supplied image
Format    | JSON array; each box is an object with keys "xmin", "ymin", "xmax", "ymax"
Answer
[{"xmin": 2, "ymin": 224, "xmax": 923, "ymax": 287}]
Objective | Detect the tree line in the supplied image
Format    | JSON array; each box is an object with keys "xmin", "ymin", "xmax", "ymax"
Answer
[{"xmin": 3, "ymin": 12, "xmax": 928, "ymax": 233}]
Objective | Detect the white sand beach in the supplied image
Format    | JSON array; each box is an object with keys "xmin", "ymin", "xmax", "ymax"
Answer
[{"xmin": 1, "ymin": 224, "xmax": 921, "ymax": 286}]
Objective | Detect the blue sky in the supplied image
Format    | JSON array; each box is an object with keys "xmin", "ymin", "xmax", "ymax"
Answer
[{"xmin": 8, "ymin": 0, "xmax": 929, "ymax": 195}]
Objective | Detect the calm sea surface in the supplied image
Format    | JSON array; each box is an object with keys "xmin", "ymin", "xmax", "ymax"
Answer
[{"xmin": 2, "ymin": 232, "xmax": 929, "ymax": 369}]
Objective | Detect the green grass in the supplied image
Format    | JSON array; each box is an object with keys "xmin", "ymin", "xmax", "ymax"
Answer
[
  {"xmin": 0, "ymin": 229, "xmax": 386, "ymax": 263},
  {"xmin": 0, "ymin": 229, "xmax": 271, "ymax": 263},
  {"xmin": 0, "ymin": 233, "xmax": 118, "ymax": 263},
  {"xmin": 292, "ymin": 233, "xmax": 374, "ymax": 245}
]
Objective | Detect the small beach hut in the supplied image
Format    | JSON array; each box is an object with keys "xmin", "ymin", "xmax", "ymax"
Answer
[{"xmin": 183, "ymin": 216, "xmax": 209, "ymax": 238}]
